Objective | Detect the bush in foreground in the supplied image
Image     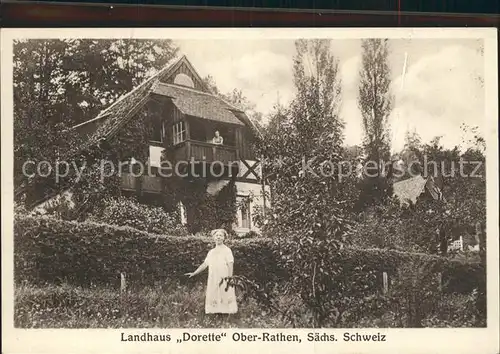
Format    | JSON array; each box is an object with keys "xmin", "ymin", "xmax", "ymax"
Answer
[
  {"xmin": 87, "ymin": 196, "xmax": 189, "ymax": 236},
  {"xmin": 15, "ymin": 215, "xmax": 278, "ymax": 288},
  {"xmin": 15, "ymin": 215, "xmax": 483, "ymax": 295}
]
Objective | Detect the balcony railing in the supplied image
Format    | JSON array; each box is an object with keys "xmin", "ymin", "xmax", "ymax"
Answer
[
  {"xmin": 173, "ymin": 139, "xmax": 238, "ymax": 164},
  {"xmin": 120, "ymin": 140, "xmax": 239, "ymax": 192}
]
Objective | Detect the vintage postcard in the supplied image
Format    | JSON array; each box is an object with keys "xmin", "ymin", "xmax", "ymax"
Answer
[{"xmin": 1, "ymin": 27, "xmax": 499, "ymax": 353}]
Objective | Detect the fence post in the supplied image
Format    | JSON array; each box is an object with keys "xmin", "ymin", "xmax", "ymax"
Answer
[
  {"xmin": 382, "ymin": 272, "xmax": 389, "ymax": 294},
  {"xmin": 120, "ymin": 272, "xmax": 127, "ymax": 294},
  {"xmin": 437, "ymin": 272, "xmax": 442, "ymax": 292}
]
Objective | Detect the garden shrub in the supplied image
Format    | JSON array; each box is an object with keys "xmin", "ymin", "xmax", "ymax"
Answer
[
  {"xmin": 87, "ymin": 196, "xmax": 188, "ymax": 236},
  {"xmin": 236, "ymin": 231, "xmax": 260, "ymax": 239},
  {"xmin": 14, "ymin": 215, "xmax": 483, "ymax": 294},
  {"xmin": 14, "ymin": 215, "xmax": 278, "ymax": 288},
  {"xmin": 422, "ymin": 291, "xmax": 484, "ymax": 327},
  {"xmin": 14, "ymin": 202, "xmax": 28, "ymax": 216},
  {"xmin": 169, "ymin": 177, "xmax": 238, "ymax": 235}
]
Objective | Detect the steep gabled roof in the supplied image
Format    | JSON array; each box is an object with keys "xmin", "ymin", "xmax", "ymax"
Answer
[
  {"xmin": 71, "ymin": 56, "xmax": 184, "ymax": 147},
  {"xmin": 158, "ymin": 55, "xmax": 209, "ymax": 92},
  {"xmin": 71, "ymin": 54, "xmax": 257, "ymax": 147},
  {"xmin": 393, "ymin": 174, "xmax": 445, "ymax": 205},
  {"xmin": 393, "ymin": 175, "xmax": 427, "ymax": 205}
]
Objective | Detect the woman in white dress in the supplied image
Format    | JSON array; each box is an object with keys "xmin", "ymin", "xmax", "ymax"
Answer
[{"xmin": 185, "ymin": 229, "xmax": 238, "ymax": 314}]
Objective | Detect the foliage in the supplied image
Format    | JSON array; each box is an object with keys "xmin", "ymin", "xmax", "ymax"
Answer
[
  {"xmin": 14, "ymin": 39, "xmax": 178, "ymax": 206},
  {"xmin": 14, "ymin": 280, "xmax": 485, "ymax": 328},
  {"xmin": 351, "ymin": 126, "xmax": 486, "ymax": 258},
  {"xmin": 168, "ymin": 177, "xmax": 238, "ymax": 234},
  {"xmin": 223, "ymin": 257, "xmax": 484, "ymax": 328},
  {"xmin": 385, "ymin": 258, "xmax": 442, "ymax": 327},
  {"xmin": 423, "ymin": 291, "xmax": 485, "ymax": 328},
  {"xmin": 14, "ymin": 202, "xmax": 29, "ymax": 216},
  {"xmin": 203, "ymin": 75, "xmax": 263, "ymax": 125},
  {"xmin": 357, "ymin": 38, "xmax": 394, "ymax": 208},
  {"xmin": 15, "ymin": 214, "xmax": 481, "ymax": 288},
  {"xmin": 87, "ymin": 196, "xmax": 187, "ymax": 235},
  {"xmin": 15, "ymin": 214, "xmax": 485, "ymax": 328},
  {"xmin": 15, "ymin": 281, "xmax": 483, "ymax": 329},
  {"xmin": 36, "ymin": 193, "xmax": 78, "ymax": 221},
  {"xmin": 257, "ymin": 39, "xmax": 352, "ymax": 326},
  {"xmin": 358, "ymin": 38, "xmax": 393, "ymax": 162},
  {"xmin": 395, "ymin": 129, "xmax": 424, "ymax": 181},
  {"xmin": 14, "ymin": 282, "xmax": 285, "ymax": 329},
  {"xmin": 14, "ymin": 215, "xmax": 278, "ymax": 288},
  {"xmin": 235, "ymin": 231, "xmax": 261, "ymax": 239}
]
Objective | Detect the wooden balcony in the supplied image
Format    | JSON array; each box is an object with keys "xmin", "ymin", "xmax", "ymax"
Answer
[
  {"xmin": 173, "ymin": 139, "xmax": 239, "ymax": 164},
  {"xmin": 120, "ymin": 140, "xmax": 240, "ymax": 192}
]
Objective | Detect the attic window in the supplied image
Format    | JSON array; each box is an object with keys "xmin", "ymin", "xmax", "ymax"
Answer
[{"xmin": 173, "ymin": 73, "xmax": 195, "ymax": 88}]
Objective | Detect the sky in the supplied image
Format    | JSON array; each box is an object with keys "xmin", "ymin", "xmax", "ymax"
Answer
[{"xmin": 175, "ymin": 38, "xmax": 484, "ymax": 152}]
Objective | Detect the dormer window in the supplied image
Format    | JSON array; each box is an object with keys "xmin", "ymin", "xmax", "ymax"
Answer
[{"xmin": 173, "ymin": 121, "xmax": 186, "ymax": 145}]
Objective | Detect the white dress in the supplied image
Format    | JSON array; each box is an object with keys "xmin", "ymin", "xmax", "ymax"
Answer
[{"xmin": 204, "ymin": 245, "xmax": 238, "ymax": 314}]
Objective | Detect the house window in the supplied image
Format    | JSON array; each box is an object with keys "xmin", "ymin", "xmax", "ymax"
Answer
[
  {"xmin": 238, "ymin": 196, "xmax": 252, "ymax": 229},
  {"xmin": 151, "ymin": 119, "xmax": 164, "ymax": 143},
  {"xmin": 173, "ymin": 121, "xmax": 186, "ymax": 145},
  {"xmin": 174, "ymin": 73, "xmax": 195, "ymax": 88},
  {"xmin": 149, "ymin": 145, "xmax": 165, "ymax": 167}
]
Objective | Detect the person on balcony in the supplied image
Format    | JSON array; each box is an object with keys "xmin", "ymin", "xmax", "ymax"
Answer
[{"xmin": 212, "ymin": 131, "xmax": 223, "ymax": 145}]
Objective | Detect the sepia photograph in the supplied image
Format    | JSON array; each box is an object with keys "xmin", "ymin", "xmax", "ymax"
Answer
[{"xmin": 2, "ymin": 28, "xmax": 497, "ymax": 342}]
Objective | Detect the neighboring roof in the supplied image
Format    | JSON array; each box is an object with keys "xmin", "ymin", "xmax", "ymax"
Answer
[
  {"xmin": 153, "ymin": 83, "xmax": 244, "ymax": 126},
  {"xmin": 393, "ymin": 175, "xmax": 430, "ymax": 205},
  {"xmin": 425, "ymin": 175, "xmax": 445, "ymax": 201}
]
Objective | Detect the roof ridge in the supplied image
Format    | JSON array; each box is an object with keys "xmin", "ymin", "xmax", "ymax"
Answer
[
  {"xmin": 158, "ymin": 81, "xmax": 225, "ymax": 99},
  {"xmin": 157, "ymin": 82, "xmax": 246, "ymax": 114},
  {"xmin": 156, "ymin": 83, "xmax": 263, "ymax": 138}
]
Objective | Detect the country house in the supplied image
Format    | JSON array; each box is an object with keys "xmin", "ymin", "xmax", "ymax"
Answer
[{"xmin": 33, "ymin": 55, "xmax": 269, "ymax": 235}]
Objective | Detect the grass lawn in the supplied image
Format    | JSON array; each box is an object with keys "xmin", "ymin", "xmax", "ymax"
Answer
[
  {"xmin": 14, "ymin": 281, "xmax": 483, "ymax": 328},
  {"xmin": 14, "ymin": 282, "xmax": 289, "ymax": 328}
]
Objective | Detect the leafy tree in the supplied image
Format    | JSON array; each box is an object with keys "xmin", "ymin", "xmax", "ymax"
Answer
[
  {"xmin": 262, "ymin": 39, "xmax": 351, "ymax": 326},
  {"xmin": 396, "ymin": 129, "xmax": 424, "ymax": 180},
  {"xmin": 357, "ymin": 39, "xmax": 394, "ymax": 207},
  {"xmin": 352, "ymin": 131, "xmax": 486, "ymax": 256},
  {"xmin": 14, "ymin": 39, "xmax": 178, "ymax": 206},
  {"xmin": 203, "ymin": 75, "xmax": 263, "ymax": 126}
]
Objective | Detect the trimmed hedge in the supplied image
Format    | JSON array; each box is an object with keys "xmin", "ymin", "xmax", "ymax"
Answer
[
  {"xmin": 14, "ymin": 216, "xmax": 278, "ymax": 288},
  {"xmin": 14, "ymin": 216, "xmax": 483, "ymax": 293}
]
